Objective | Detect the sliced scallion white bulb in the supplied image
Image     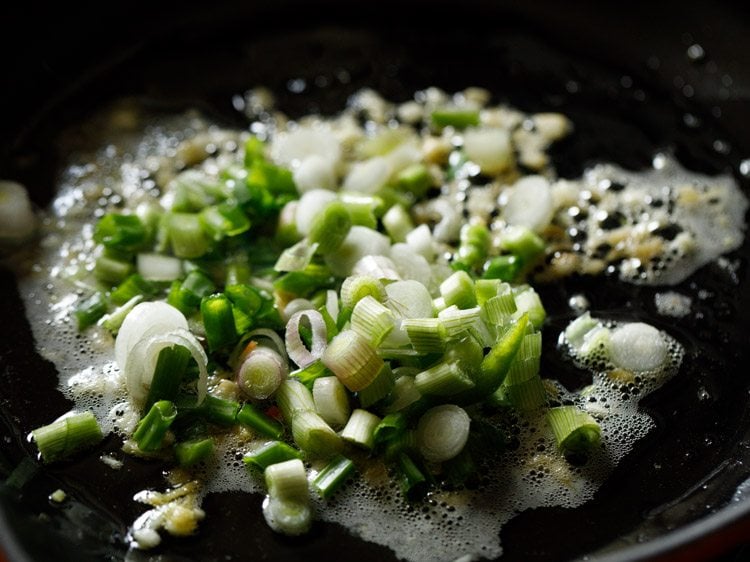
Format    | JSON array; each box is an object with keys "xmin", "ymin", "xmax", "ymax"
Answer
[{"xmin": 416, "ymin": 404, "xmax": 471, "ymax": 463}]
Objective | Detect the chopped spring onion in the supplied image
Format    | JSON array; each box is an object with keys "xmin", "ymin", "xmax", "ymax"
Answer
[
  {"xmin": 312, "ymin": 376, "xmax": 351, "ymax": 429},
  {"xmin": 340, "ymin": 409, "xmax": 381, "ymax": 450},
  {"xmin": 430, "ymin": 108, "xmax": 480, "ymax": 129},
  {"xmin": 74, "ymin": 292, "xmax": 108, "ymax": 331},
  {"xmin": 291, "ymin": 409, "xmax": 342, "ymax": 457},
  {"xmin": 274, "ymin": 239, "xmax": 318, "ymax": 272},
  {"xmin": 263, "ymin": 458, "xmax": 313, "ymax": 535},
  {"xmin": 350, "ymin": 295, "xmax": 395, "ymax": 346},
  {"xmin": 513, "ymin": 287, "xmax": 546, "ymax": 329},
  {"xmin": 358, "ymin": 363, "xmax": 395, "ymax": 408},
  {"xmin": 198, "ymin": 395, "xmax": 241, "ymax": 426},
  {"xmin": 285, "ymin": 309, "xmax": 328, "ymax": 368},
  {"xmin": 276, "ymin": 379, "xmax": 316, "ymax": 419},
  {"xmin": 501, "ymin": 177, "xmax": 554, "ymax": 234},
  {"xmin": 395, "ymin": 163, "xmax": 433, "ymax": 196},
  {"xmin": 440, "ymin": 270, "xmax": 477, "ymax": 309},
  {"xmin": 237, "ymin": 347, "xmax": 288, "ymax": 400},
  {"xmin": 290, "ymin": 359, "xmax": 334, "ymax": 390},
  {"xmin": 340, "ymin": 275, "xmax": 386, "ymax": 308},
  {"xmin": 94, "ymin": 254, "xmax": 134, "ymax": 285},
  {"xmin": 453, "ymin": 221, "xmax": 490, "ymax": 271},
  {"xmin": 453, "ymin": 314, "xmax": 529, "ymax": 404},
  {"xmin": 99, "ymin": 295, "xmax": 144, "ymax": 334},
  {"xmin": 396, "ymin": 453, "xmax": 428, "ymax": 500},
  {"xmin": 482, "ymin": 255, "xmax": 522, "ymax": 282},
  {"xmin": 201, "ymin": 294, "xmax": 239, "ymax": 351},
  {"xmin": 94, "ymin": 213, "xmax": 148, "ymax": 252},
  {"xmin": 546, "ymin": 406, "xmax": 601, "ymax": 455},
  {"xmin": 373, "ymin": 412, "xmax": 407, "ymax": 446},
  {"xmin": 167, "ymin": 270, "xmax": 215, "ymax": 314},
  {"xmin": 174, "ymin": 438, "xmax": 214, "ymax": 467},
  {"xmin": 307, "ymin": 200, "xmax": 352, "ymax": 254},
  {"xmin": 110, "ymin": 273, "xmax": 158, "ymax": 306},
  {"xmin": 321, "ymin": 330, "xmax": 384, "ymax": 392},
  {"xmin": 415, "ymin": 361, "xmax": 475, "ymax": 396},
  {"xmin": 498, "ymin": 374, "xmax": 548, "ymax": 411},
  {"xmin": 168, "ymin": 212, "xmax": 211, "ymax": 258},
  {"xmin": 416, "ymin": 404, "xmax": 471, "ymax": 463},
  {"xmin": 144, "ymin": 343, "xmax": 192, "ymax": 411},
  {"xmin": 312, "ymin": 455, "xmax": 356, "ymax": 499},
  {"xmin": 236, "ymin": 404, "xmax": 284, "ymax": 439},
  {"xmin": 31, "ymin": 412, "xmax": 103, "ymax": 463},
  {"xmin": 382, "ymin": 204, "xmax": 415, "ymax": 243},
  {"xmin": 124, "ymin": 328, "xmax": 208, "ymax": 407},
  {"xmin": 499, "ymin": 224, "xmax": 546, "ymax": 263},
  {"xmin": 384, "ymin": 375, "xmax": 422, "ymax": 414},
  {"xmin": 264, "ymin": 459, "xmax": 308, "ymax": 501},
  {"xmin": 403, "ymin": 318, "xmax": 446, "ymax": 354},
  {"xmin": 133, "ymin": 400, "xmax": 177, "ymax": 452},
  {"xmin": 137, "ymin": 253, "xmax": 183, "ymax": 281},
  {"xmin": 244, "ymin": 441, "xmax": 302, "ymax": 472}
]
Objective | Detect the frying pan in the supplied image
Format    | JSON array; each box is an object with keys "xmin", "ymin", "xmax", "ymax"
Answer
[{"xmin": 1, "ymin": 1, "xmax": 749, "ymax": 560}]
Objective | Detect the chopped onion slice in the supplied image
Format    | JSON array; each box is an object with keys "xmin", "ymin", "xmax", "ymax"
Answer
[
  {"xmin": 501, "ymin": 175, "xmax": 554, "ymax": 233},
  {"xmin": 416, "ymin": 404, "xmax": 471, "ymax": 463},
  {"xmin": 238, "ymin": 347, "xmax": 288, "ymax": 400},
  {"xmin": 352, "ymin": 255, "xmax": 401, "ymax": 281},
  {"xmin": 295, "ymin": 190, "xmax": 338, "ymax": 236},
  {"xmin": 115, "ymin": 302, "xmax": 188, "ymax": 371},
  {"xmin": 137, "ymin": 253, "xmax": 183, "ymax": 281},
  {"xmin": 285, "ymin": 310, "xmax": 328, "ymax": 368},
  {"xmin": 293, "ymin": 155, "xmax": 337, "ymax": 193},
  {"xmin": 324, "ymin": 226, "xmax": 391, "ymax": 277},
  {"xmin": 343, "ymin": 157, "xmax": 390, "ymax": 194},
  {"xmin": 270, "ymin": 128, "xmax": 341, "ymax": 170}
]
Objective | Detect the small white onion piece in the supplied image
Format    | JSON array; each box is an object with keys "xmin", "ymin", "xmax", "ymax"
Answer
[
  {"xmin": 609, "ymin": 323, "xmax": 669, "ymax": 372},
  {"xmin": 293, "ymin": 155, "xmax": 337, "ymax": 193},
  {"xmin": 137, "ymin": 253, "xmax": 183, "ymax": 281},
  {"xmin": 501, "ymin": 175, "xmax": 554, "ymax": 233},
  {"xmin": 351, "ymin": 255, "xmax": 401, "ymax": 281},
  {"xmin": 342, "ymin": 157, "xmax": 390, "ymax": 194},
  {"xmin": 324, "ymin": 226, "xmax": 391, "ymax": 277},
  {"xmin": 270, "ymin": 128, "xmax": 341, "ymax": 169},
  {"xmin": 382, "ymin": 280, "xmax": 435, "ymax": 348},
  {"xmin": 405, "ymin": 224, "xmax": 435, "ymax": 261},
  {"xmin": 416, "ymin": 404, "xmax": 471, "ymax": 463},
  {"xmin": 462, "ymin": 127, "xmax": 513, "ymax": 175},
  {"xmin": 126, "ymin": 328, "xmax": 208, "ymax": 405},
  {"xmin": 285, "ymin": 310, "xmax": 328, "ymax": 368},
  {"xmin": 294, "ymin": 189, "xmax": 338, "ymax": 236},
  {"xmin": 390, "ymin": 243, "xmax": 432, "ymax": 287}
]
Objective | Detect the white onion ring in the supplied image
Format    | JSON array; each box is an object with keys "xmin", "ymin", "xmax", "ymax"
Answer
[
  {"xmin": 285, "ymin": 310, "xmax": 328, "ymax": 368},
  {"xmin": 242, "ymin": 328, "xmax": 289, "ymax": 364},
  {"xmin": 115, "ymin": 302, "xmax": 188, "ymax": 373}
]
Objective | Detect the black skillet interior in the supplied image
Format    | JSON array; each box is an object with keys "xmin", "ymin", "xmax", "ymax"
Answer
[{"xmin": 1, "ymin": 2, "xmax": 750, "ymax": 561}]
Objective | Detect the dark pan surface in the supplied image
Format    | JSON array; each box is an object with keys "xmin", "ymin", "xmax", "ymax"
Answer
[{"xmin": 2, "ymin": 2, "xmax": 750, "ymax": 561}]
